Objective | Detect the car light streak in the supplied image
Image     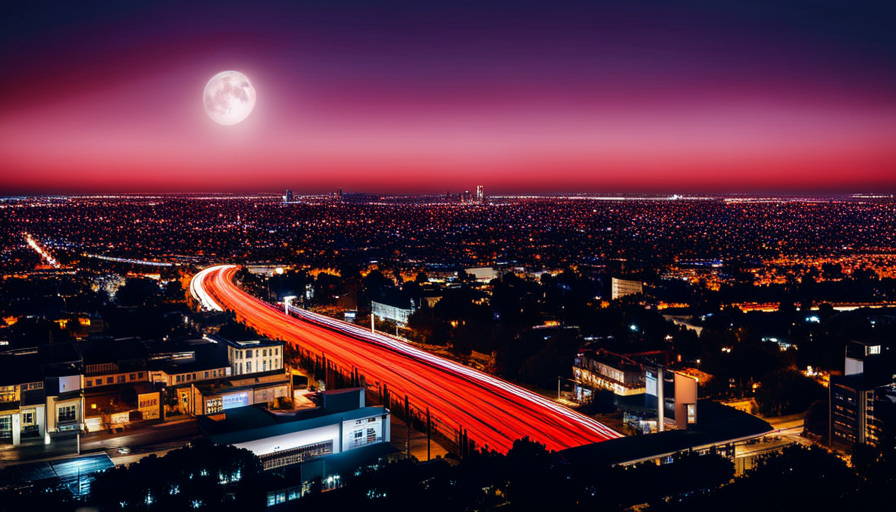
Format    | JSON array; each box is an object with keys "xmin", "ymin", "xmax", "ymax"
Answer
[
  {"xmin": 192, "ymin": 264, "xmax": 620, "ymax": 453},
  {"xmin": 24, "ymin": 233, "xmax": 59, "ymax": 267}
]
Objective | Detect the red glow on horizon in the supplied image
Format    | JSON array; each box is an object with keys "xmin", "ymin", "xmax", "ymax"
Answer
[{"xmin": 3, "ymin": 3, "xmax": 896, "ymax": 195}]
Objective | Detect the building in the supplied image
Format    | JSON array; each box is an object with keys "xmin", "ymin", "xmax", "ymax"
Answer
[
  {"xmin": 573, "ymin": 349, "xmax": 646, "ymax": 400},
  {"xmin": 476, "ymin": 185, "xmax": 484, "ymax": 204},
  {"xmin": 0, "ymin": 344, "xmax": 88, "ymax": 442},
  {"xmin": 0, "ymin": 352, "xmax": 47, "ymax": 445},
  {"xmin": 284, "ymin": 189, "xmax": 293, "ymax": 203},
  {"xmin": 611, "ymin": 277, "xmax": 643, "ymax": 300},
  {"xmin": 1, "ymin": 334, "xmax": 293, "ymax": 446},
  {"xmin": 226, "ymin": 338, "xmax": 284, "ymax": 377},
  {"xmin": 148, "ymin": 336, "xmax": 291, "ymax": 417},
  {"xmin": 830, "ymin": 341, "xmax": 896, "ymax": 447},
  {"xmin": 204, "ymin": 388, "xmax": 391, "ymax": 473},
  {"xmin": 79, "ymin": 338, "xmax": 153, "ymax": 433},
  {"xmin": 464, "ymin": 266, "xmax": 499, "ymax": 282},
  {"xmin": 646, "ymin": 365, "xmax": 699, "ymax": 432}
]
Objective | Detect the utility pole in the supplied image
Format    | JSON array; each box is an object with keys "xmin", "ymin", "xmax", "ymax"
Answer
[
  {"xmin": 371, "ymin": 313, "xmax": 375, "ymax": 333},
  {"xmin": 426, "ymin": 407, "xmax": 431, "ymax": 461}
]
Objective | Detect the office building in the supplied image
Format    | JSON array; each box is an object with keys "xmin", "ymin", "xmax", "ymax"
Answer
[{"xmin": 830, "ymin": 341, "xmax": 896, "ymax": 446}]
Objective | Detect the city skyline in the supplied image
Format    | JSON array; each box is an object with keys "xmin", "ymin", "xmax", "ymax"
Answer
[{"xmin": 3, "ymin": 1, "xmax": 896, "ymax": 195}]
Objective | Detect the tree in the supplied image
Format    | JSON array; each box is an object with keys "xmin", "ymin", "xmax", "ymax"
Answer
[
  {"xmin": 803, "ymin": 399, "xmax": 828, "ymax": 440},
  {"xmin": 755, "ymin": 369, "xmax": 826, "ymax": 416}
]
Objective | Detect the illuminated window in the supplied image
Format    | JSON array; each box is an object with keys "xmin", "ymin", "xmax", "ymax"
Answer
[
  {"xmin": 868, "ymin": 345, "xmax": 881, "ymax": 355},
  {"xmin": 206, "ymin": 398, "xmax": 223, "ymax": 414}
]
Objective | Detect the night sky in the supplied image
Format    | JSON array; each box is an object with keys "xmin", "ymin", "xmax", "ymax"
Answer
[{"xmin": 2, "ymin": 0, "xmax": 895, "ymax": 195}]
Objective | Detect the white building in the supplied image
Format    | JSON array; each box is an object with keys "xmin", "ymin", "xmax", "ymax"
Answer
[
  {"xmin": 225, "ymin": 339, "xmax": 284, "ymax": 377},
  {"xmin": 208, "ymin": 388, "xmax": 390, "ymax": 471}
]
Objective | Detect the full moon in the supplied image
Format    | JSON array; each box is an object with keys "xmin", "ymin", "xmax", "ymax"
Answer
[{"xmin": 203, "ymin": 70, "xmax": 256, "ymax": 126}]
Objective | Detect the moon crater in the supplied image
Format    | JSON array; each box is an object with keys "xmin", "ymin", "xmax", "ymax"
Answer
[{"xmin": 203, "ymin": 71, "xmax": 256, "ymax": 125}]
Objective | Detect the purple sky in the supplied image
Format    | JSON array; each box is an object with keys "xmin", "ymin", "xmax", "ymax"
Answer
[{"xmin": 2, "ymin": 1, "xmax": 895, "ymax": 194}]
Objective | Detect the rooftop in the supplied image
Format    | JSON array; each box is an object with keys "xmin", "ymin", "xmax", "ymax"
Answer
[{"xmin": 559, "ymin": 400, "xmax": 773, "ymax": 468}]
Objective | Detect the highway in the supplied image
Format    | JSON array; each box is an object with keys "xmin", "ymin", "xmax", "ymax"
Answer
[{"xmin": 192, "ymin": 264, "xmax": 620, "ymax": 454}]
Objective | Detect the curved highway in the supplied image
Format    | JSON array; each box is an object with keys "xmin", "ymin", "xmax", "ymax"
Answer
[{"xmin": 192, "ymin": 264, "xmax": 620, "ymax": 453}]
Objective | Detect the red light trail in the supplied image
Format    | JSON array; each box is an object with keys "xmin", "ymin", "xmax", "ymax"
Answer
[{"xmin": 193, "ymin": 265, "xmax": 620, "ymax": 453}]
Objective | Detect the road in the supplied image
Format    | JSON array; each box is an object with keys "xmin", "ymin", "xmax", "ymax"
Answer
[
  {"xmin": 193, "ymin": 265, "xmax": 620, "ymax": 453},
  {"xmin": 0, "ymin": 419, "xmax": 201, "ymax": 466}
]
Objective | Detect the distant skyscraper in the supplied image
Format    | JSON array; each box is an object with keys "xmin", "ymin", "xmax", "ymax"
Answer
[
  {"xmin": 284, "ymin": 189, "xmax": 293, "ymax": 203},
  {"xmin": 337, "ymin": 187, "xmax": 343, "ymax": 201},
  {"xmin": 476, "ymin": 185, "xmax": 485, "ymax": 204}
]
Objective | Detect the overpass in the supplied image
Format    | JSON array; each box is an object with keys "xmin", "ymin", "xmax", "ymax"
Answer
[{"xmin": 191, "ymin": 264, "xmax": 620, "ymax": 453}]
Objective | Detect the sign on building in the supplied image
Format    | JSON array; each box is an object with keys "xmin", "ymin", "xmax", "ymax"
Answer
[{"xmin": 138, "ymin": 392, "xmax": 160, "ymax": 420}]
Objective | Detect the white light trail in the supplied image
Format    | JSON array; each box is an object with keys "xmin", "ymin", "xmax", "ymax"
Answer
[
  {"xmin": 24, "ymin": 233, "xmax": 59, "ymax": 268},
  {"xmin": 190, "ymin": 265, "xmax": 233, "ymax": 311}
]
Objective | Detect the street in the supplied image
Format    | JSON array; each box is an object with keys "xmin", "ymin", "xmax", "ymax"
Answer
[{"xmin": 0, "ymin": 418, "xmax": 201, "ymax": 466}]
